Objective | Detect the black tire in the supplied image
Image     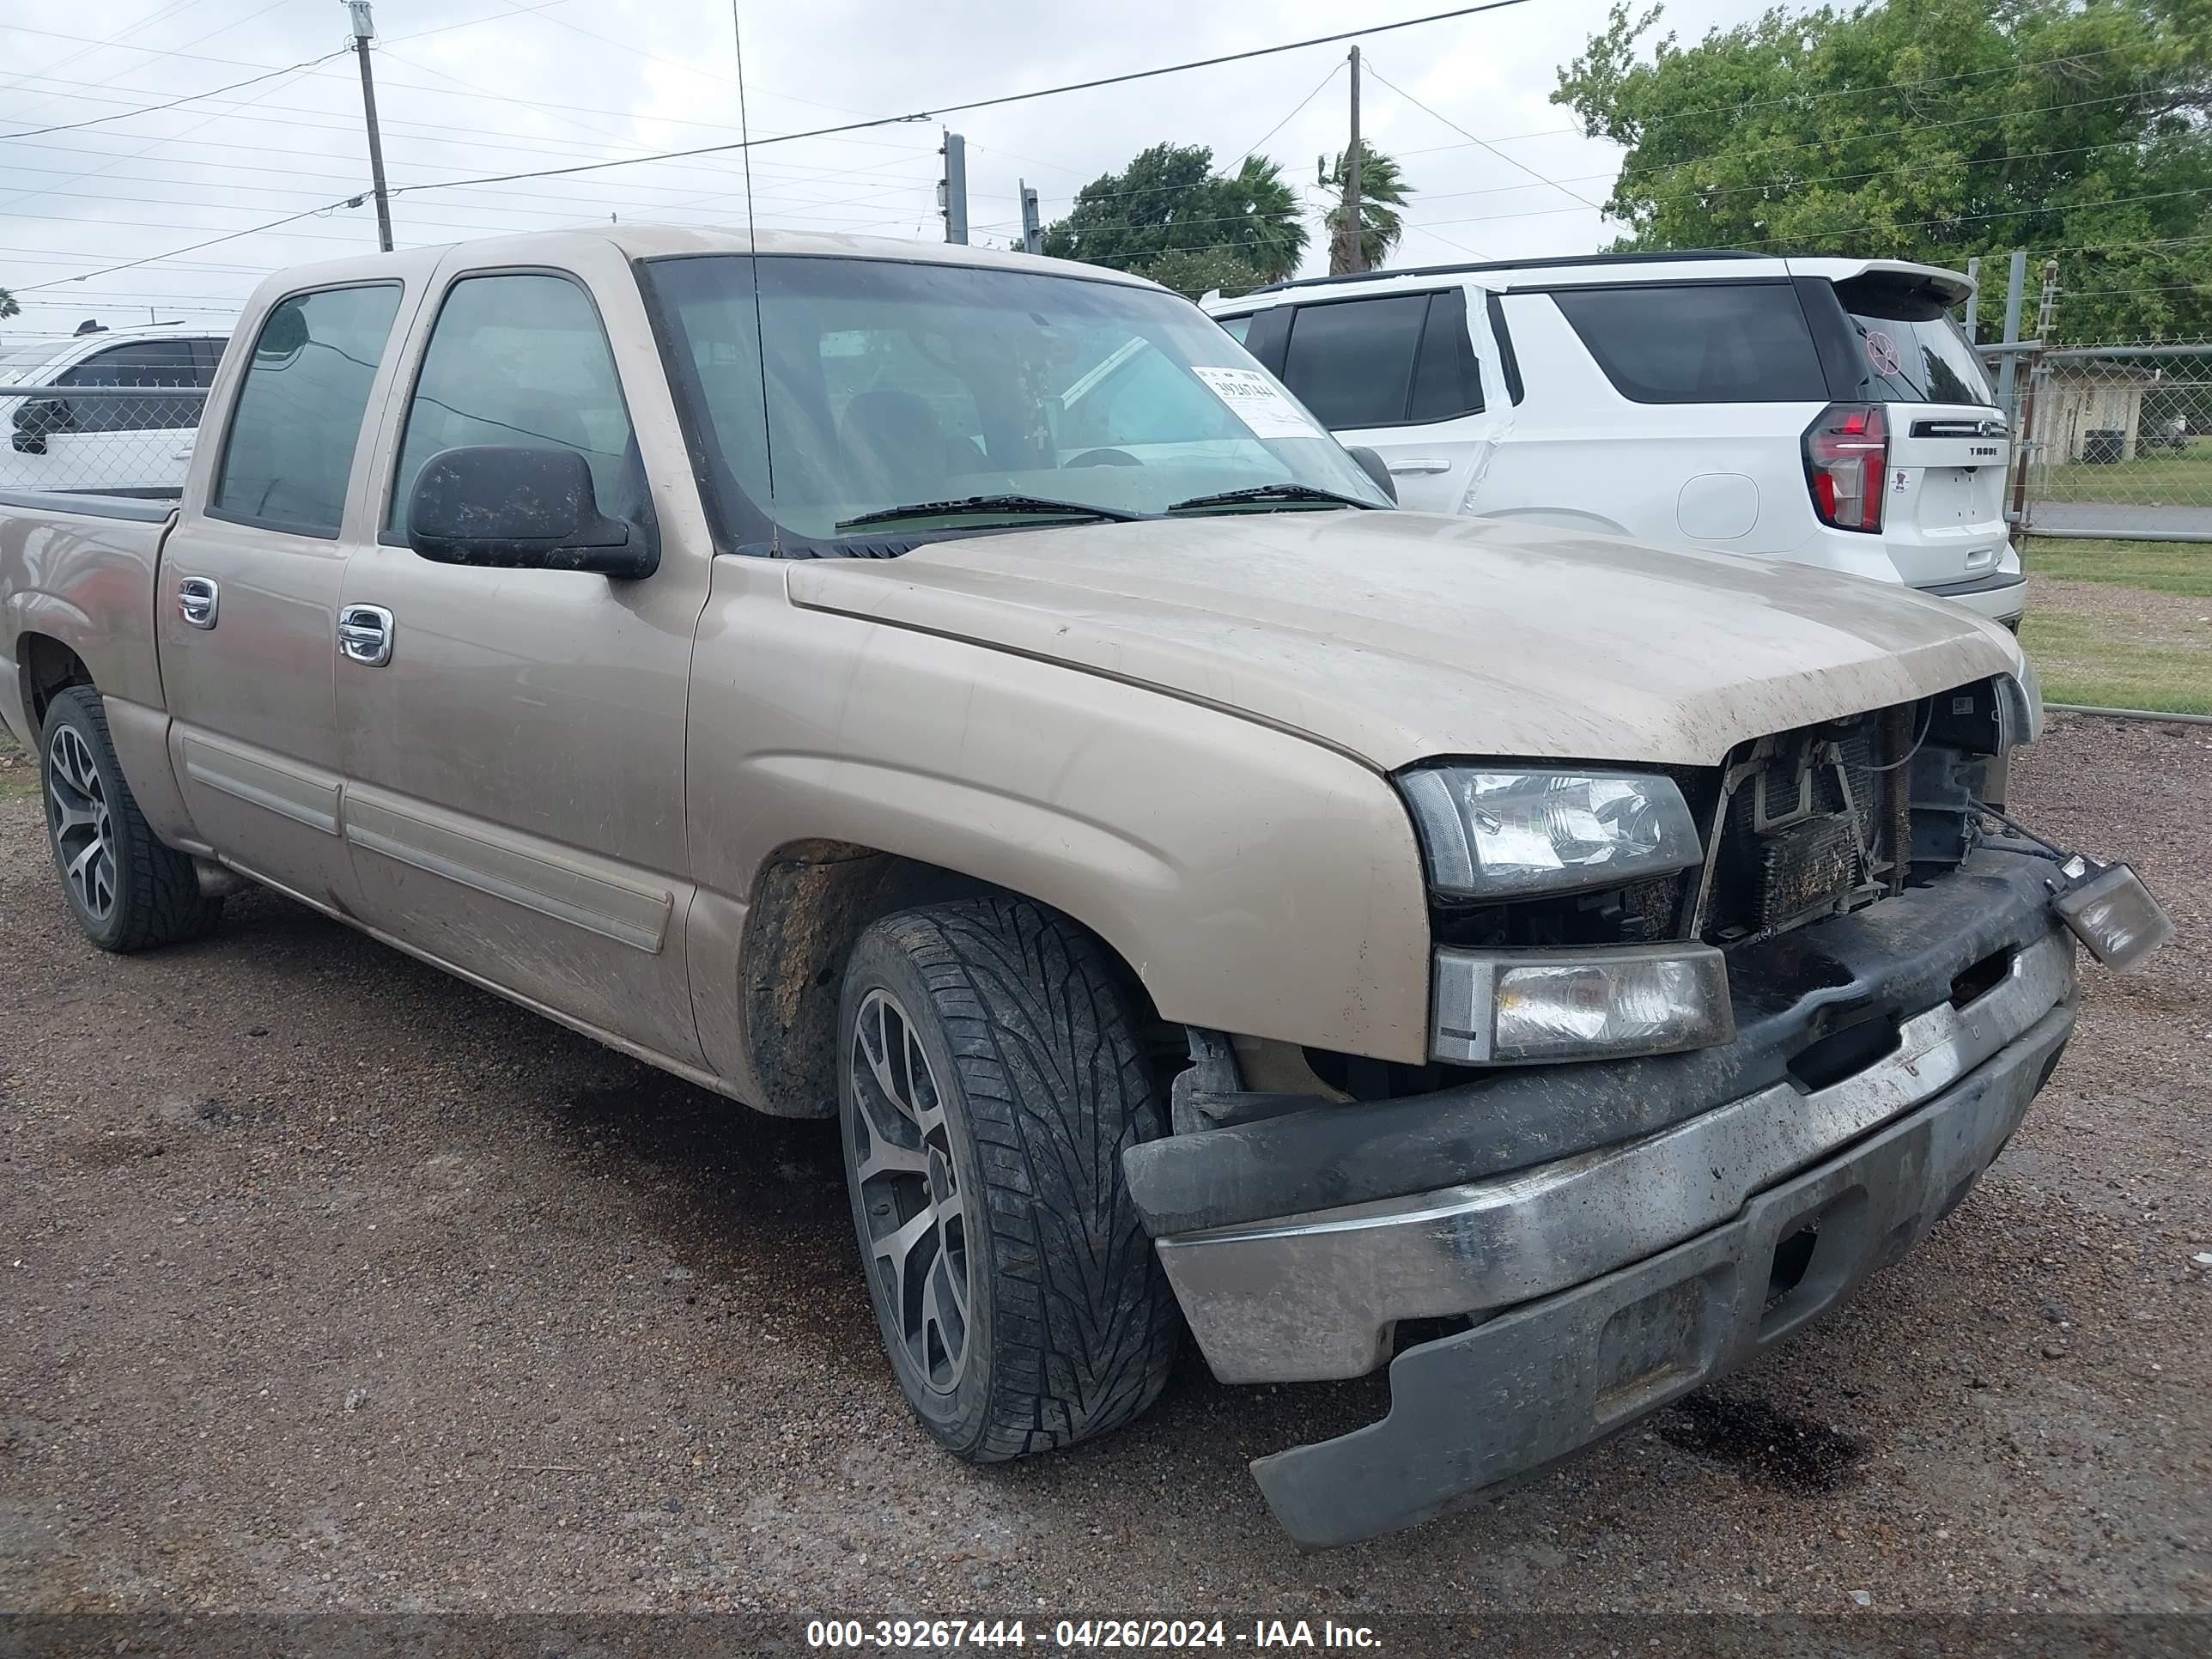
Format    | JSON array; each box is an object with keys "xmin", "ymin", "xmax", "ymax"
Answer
[
  {"xmin": 39, "ymin": 686, "xmax": 222, "ymax": 951},
  {"xmin": 837, "ymin": 896, "xmax": 1181, "ymax": 1462}
]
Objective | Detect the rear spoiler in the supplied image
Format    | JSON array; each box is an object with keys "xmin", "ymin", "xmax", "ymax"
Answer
[{"xmin": 1795, "ymin": 258, "xmax": 1975, "ymax": 307}]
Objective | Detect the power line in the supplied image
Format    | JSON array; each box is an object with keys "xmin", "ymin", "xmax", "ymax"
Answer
[
  {"xmin": 1702, "ymin": 185, "xmax": 2212, "ymax": 251},
  {"xmin": 2, "ymin": 19, "xmax": 334, "ymax": 220},
  {"xmin": 385, "ymin": 1, "xmax": 1539, "ymax": 202},
  {"xmin": 13, "ymin": 198, "xmax": 365, "ymax": 292},
  {"xmin": 1231, "ymin": 58, "xmax": 1345, "ymax": 167},
  {"xmin": 1570, "ymin": 41, "xmax": 2158, "ymax": 145},
  {"xmin": 0, "ymin": 73, "xmax": 940, "ymax": 187},
  {"xmin": 0, "ymin": 0, "xmax": 216, "ymax": 95},
  {"xmin": 1363, "ymin": 58, "xmax": 1606, "ymax": 212},
  {"xmin": 0, "ymin": 46, "xmax": 350, "ymax": 140}
]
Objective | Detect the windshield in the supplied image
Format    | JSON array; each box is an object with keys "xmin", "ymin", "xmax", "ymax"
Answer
[
  {"xmin": 1832, "ymin": 276, "xmax": 1995, "ymax": 407},
  {"xmin": 641, "ymin": 254, "xmax": 1390, "ymax": 549}
]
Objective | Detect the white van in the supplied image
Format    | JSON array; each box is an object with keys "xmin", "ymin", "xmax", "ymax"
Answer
[
  {"xmin": 1, "ymin": 324, "xmax": 229, "ymax": 496},
  {"xmin": 1203, "ymin": 254, "xmax": 2024, "ymax": 628}
]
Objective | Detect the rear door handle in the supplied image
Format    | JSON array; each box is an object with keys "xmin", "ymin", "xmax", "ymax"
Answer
[
  {"xmin": 337, "ymin": 604, "xmax": 394, "ymax": 667},
  {"xmin": 177, "ymin": 576, "xmax": 218, "ymax": 629},
  {"xmin": 1386, "ymin": 457, "xmax": 1452, "ymax": 475}
]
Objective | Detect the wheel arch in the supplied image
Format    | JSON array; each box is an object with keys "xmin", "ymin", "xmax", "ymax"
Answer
[
  {"xmin": 17, "ymin": 629, "xmax": 94, "ymax": 734},
  {"xmin": 731, "ymin": 837, "xmax": 1164, "ymax": 1120}
]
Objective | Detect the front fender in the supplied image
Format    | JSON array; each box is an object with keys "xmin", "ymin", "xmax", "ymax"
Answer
[{"xmin": 686, "ymin": 557, "xmax": 1434, "ymax": 1079}]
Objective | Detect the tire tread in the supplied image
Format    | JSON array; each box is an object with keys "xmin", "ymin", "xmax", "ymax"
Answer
[
  {"xmin": 875, "ymin": 896, "xmax": 1180, "ymax": 1462},
  {"xmin": 43, "ymin": 687, "xmax": 222, "ymax": 951}
]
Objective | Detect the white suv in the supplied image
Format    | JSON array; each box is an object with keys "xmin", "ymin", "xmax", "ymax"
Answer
[
  {"xmin": 1, "ymin": 323, "xmax": 228, "ymax": 496},
  {"xmin": 1203, "ymin": 254, "xmax": 2024, "ymax": 628}
]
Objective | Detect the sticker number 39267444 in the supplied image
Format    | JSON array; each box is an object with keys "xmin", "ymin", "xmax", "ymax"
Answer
[{"xmin": 1189, "ymin": 366, "xmax": 1322, "ymax": 441}]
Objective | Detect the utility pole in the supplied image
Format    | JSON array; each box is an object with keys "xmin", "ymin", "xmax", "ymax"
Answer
[
  {"xmin": 2009, "ymin": 258, "xmax": 2062, "ymax": 531},
  {"xmin": 1019, "ymin": 179, "xmax": 1042, "ymax": 256},
  {"xmin": 938, "ymin": 130, "xmax": 969, "ymax": 245},
  {"xmin": 344, "ymin": 2, "xmax": 393, "ymax": 252},
  {"xmin": 1342, "ymin": 45, "xmax": 1364, "ymax": 275}
]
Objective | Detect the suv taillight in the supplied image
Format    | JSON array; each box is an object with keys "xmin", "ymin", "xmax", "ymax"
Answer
[{"xmin": 1802, "ymin": 403, "xmax": 1888, "ymax": 533}]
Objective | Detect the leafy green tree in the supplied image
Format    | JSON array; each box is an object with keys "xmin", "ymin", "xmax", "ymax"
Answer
[
  {"xmin": 1042, "ymin": 143, "xmax": 1308, "ymax": 279},
  {"xmin": 1320, "ymin": 141, "xmax": 1412, "ymax": 274},
  {"xmin": 1141, "ymin": 246, "xmax": 1265, "ymax": 300},
  {"xmin": 1554, "ymin": 0, "xmax": 2212, "ymax": 341},
  {"xmin": 0, "ymin": 287, "xmax": 17, "ymax": 321}
]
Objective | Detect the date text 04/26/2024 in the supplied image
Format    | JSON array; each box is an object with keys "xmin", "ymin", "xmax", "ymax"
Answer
[{"xmin": 805, "ymin": 1619, "xmax": 1385, "ymax": 1650}]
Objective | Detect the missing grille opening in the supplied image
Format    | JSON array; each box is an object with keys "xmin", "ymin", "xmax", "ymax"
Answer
[
  {"xmin": 1949, "ymin": 947, "xmax": 2014, "ymax": 1009},
  {"xmin": 1786, "ymin": 1010, "xmax": 1900, "ymax": 1092}
]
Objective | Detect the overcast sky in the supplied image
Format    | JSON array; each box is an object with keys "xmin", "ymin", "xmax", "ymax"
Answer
[{"xmin": 1, "ymin": 0, "xmax": 1775, "ymax": 338}]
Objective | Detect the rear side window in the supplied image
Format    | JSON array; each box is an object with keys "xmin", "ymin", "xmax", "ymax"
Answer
[
  {"xmin": 1832, "ymin": 276, "xmax": 1993, "ymax": 406},
  {"xmin": 387, "ymin": 272, "xmax": 635, "ymax": 540},
  {"xmin": 1553, "ymin": 282, "xmax": 1827, "ymax": 404},
  {"xmin": 211, "ymin": 284, "xmax": 403, "ymax": 537},
  {"xmin": 1407, "ymin": 289, "xmax": 1484, "ymax": 422},
  {"xmin": 1280, "ymin": 291, "xmax": 1482, "ymax": 428},
  {"xmin": 1282, "ymin": 295, "xmax": 1427, "ymax": 426},
  {"xmin": 58, "ymin": 338, "xmax": 204, "ymax": 431}
]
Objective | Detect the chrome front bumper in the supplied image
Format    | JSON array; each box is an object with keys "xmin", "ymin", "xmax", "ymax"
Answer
[
  {"xmin": 1254, "ymin": 999, "xmax": 2073, "ymax": 1547},
  {"xmin": 1156, "ymin": 927, "xmax": 2074, "ymax": 1386}
]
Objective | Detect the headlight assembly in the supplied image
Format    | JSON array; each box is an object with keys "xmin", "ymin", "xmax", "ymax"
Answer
[
  {"xmin": 1399, "ymin": 768, "xmax": 1702, "ymax": 899},
  {"xmin": 1432, "ymin": 944, "xmax": 1735, "ymax": 1065}
]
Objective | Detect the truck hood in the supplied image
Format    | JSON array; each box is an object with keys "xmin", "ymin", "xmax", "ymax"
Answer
[{"xmin": 785, "ymin": 511, "xmax": 2027, "ymax": 771}]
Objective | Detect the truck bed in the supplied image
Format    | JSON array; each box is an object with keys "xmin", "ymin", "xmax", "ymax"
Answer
[{"xmin": 0, "ymin": 488, "xmax": 177, "ymax": 748}]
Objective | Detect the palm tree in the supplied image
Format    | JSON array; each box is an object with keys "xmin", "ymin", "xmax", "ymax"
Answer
[
  {"xmin": 1321, "ymin": 141, "xmax": 1411, "ymax": 274},
  {"xmin": 1227, "ymin": 155, "xmax": 1309, "ymax": 283}
]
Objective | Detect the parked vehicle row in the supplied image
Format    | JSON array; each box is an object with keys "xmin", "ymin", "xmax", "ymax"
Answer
[
  {"xmin": 1204, "ymin": 252, "xmax": 2027, "ymax": 629},
  {"xmin": 1, "ymin": 228, "xmax": 2161, "ymax": 1546}
]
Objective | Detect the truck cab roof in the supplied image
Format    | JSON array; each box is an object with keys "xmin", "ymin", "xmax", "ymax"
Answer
[{"xmin": 239, "ymin": 224, "xmax": 1164, "ymax": 316}]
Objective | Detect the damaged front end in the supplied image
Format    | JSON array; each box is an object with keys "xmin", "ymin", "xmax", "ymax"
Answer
[{"xmin": 1126, "ymin": 672, "xmax": 2169, "ymax": 1548}]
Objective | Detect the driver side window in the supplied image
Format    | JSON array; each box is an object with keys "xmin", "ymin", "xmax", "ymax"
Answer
[{"xmin": 388, "ymin": 272, "xmax": 635, "ymax": 540}]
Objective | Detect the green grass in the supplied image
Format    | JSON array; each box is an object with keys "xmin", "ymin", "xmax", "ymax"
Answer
[
  {"xmin": 2020, "ymin": 609, "xmax": 2212, "ymax": 716},
  {"xmin": 2025, "ymin": 536, "xmax": 2212, "ymax": 595},
  {"xmin": 2040, "ymin": 443, "xmax": 2212, "ymax": 507}
]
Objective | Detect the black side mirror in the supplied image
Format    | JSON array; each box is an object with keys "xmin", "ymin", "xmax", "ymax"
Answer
[
  {"xmin": 11, "ymin": 398, "xmax": 70, "ymax": 455},
  {"xmin": 406, "ymin": 445, "xmax": 658, "ymax": 579},
  {"xmin": 1346, "ymin": 445, "xmax": 1397, "ymax": 505}
]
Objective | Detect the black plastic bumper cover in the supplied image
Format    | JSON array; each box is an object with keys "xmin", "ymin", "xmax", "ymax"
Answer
[
  {"xmin": 1125, "ymin": 847, "xmax": 2066, "ymax": 1237},
  {"xmin": 1253, "ymin": 1004, "xmax": 2073, "ymax": 1548}
]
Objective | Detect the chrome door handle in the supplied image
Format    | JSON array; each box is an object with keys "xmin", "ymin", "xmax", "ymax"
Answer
[
  {"xmin": 177, "ymin": 576, "xmax": 218, "ymax": 629},
  {"xmin": 1385, "ymin": 457, "xmax": 1452, "ymax": 476},
  {"xmin": 337, "ymin": 604, "xmax": 394, "ymax": 667}
]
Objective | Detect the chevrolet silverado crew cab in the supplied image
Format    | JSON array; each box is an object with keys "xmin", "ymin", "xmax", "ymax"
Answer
[
  {"xmin": 0, "ymin": 228, "xmax": 2168, "ymax": 1547},
  {"xmin": 1203, "ymin": 253, "xmax": 2027, "ymax": 629}
]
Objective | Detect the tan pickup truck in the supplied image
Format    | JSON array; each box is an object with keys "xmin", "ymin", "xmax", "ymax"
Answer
[{"xmin": 0, "ymin": 228, "xmax": 2170, "ymax": 1547}]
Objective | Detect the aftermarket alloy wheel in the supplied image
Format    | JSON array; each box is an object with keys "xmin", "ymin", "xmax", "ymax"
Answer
[
  {"xmin": 46, "ymin": 721, "xmax": 118, "ymax": 925},
  {"xmin": 837, "ymin": 897, "xmax": 1181, "ymax": 1461},
  {"xmin": 848, "ymin": 985, "xmax": 977, "ymax": 1395},
  {"xmin": 39, "ymin": 686, "xmax": 222, "ymax": 951}
]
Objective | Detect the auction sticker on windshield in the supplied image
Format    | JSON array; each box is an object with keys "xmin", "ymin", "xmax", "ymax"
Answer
[{"xmin": 1190, "ymin": 366, "xmax": 1322, "ymax": 440}]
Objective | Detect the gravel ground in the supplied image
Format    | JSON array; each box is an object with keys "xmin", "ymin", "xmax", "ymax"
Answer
[{"xmin": 1, "ymin": 714, "xmax": 2207, "ymax": 1626}]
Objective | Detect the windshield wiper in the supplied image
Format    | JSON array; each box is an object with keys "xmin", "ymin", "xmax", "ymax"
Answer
[
  {"xmin": 836, "ymin": 494, "xmax": 1143, "ymax": 531},
  {"xmin": 1164, "ymin": 483, "xmax": 1380, "ymax": 514}
]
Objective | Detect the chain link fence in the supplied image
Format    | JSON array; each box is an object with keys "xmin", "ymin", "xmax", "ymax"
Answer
[
  {"xmin": 0, "ymin": 386, "xmax": 209, "ymax": 498},
  {"xmin": 2005, "ymin": 342, "xmax": 2212, "ymax": 542}
]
